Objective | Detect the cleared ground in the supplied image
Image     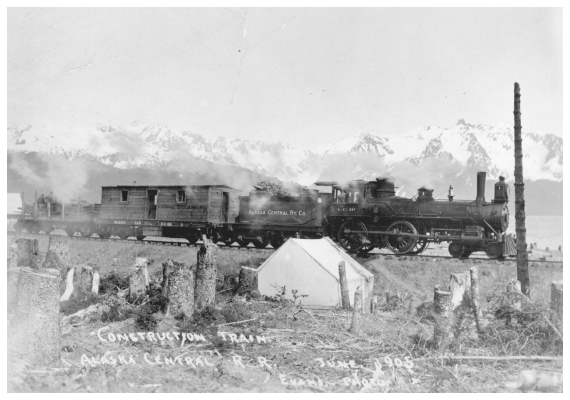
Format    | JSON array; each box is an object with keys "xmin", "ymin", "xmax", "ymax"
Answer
[{"xmin": 7, "ymin": 233, "xmax": 563, "ymax": 392}]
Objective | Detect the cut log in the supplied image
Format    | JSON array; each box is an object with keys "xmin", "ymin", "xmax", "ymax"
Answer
[
  {"xmin": 433, "ymin": 287, "xmax": 454, "ymax": 349},
  {"xmin": 195, "ymin": 235, "xmax": 218, "ymax": 311},
  {"xmin": 449, "ymin": 271, "xmax": 471, "ymax": 309},
  {"xmin": 60, "ymin": 267, "xmax": 75, "ymax": 301},
  {"xmin": 42, "ymin": 235, "xmax": 73, "ymax": 289},
  {"xmin": 11, "ymin": 267, "xmax": 60, "ymax": 366},
  {"xmin": 16, "ymin": 238, "xmax": 41, "ymax": 269},
  {"xmin": 550, "ymin": 280, "xmax": 563, "ymax": 327},
  {"xmin": 348, "ymin": 286, "xmax": 363, "ymax": 334},
  {"xmin": 338, "ymin": 261, "xmax": 350, "ymax": 310},
  {"xmin": 129, "ymin": 265, "xmax": 147, "ymax": 301},
  {"xmin": 91, "ymin": 266, "xmax": 100, "ymax": 294},
  {"xmin": 79, "ymin": 265, "xmax": 93, "ymax": 293},
  {"xmin": 234, "ymin": 266, "xmax": 258, "ymax": 295},
  {"xmin": 162, "ymin": 260, "xmax": 195, "ymax": 318}
]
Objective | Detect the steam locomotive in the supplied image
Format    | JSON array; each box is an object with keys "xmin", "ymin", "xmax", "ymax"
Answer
[{"xmin": 11, "ymin": 172, "xmax": 515, "ymax": 259}]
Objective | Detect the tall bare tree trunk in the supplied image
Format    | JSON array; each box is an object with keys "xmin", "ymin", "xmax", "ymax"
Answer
[
  {"xmin": 163, "ymin": 260, "xmax": 195, "ymax": 318},
  {"xmin": 338, "ymin": 261, "xmax": 351, "ymax": 310},
  {"xmin": 195, "ymin": 236, "xmax": 218, "ymax": 311},
  {"xmin": 16, "ymin": 238, "xmax": 41, "ymax": 269},
  {"xmin": 514, "ymin": 82, "xmax": 530, "ymax": 296},
  {"xmin": 11, "ymin": 268, "xmax": 60, "ymax": 366}
]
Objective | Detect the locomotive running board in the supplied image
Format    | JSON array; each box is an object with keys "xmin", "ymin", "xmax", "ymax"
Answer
[{"xmin": 346, "ymin": 229, "xmax": 463, "ymax": 241}]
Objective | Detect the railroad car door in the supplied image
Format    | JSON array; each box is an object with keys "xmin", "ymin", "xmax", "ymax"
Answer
[
  {"xmin": 147, "ymin": 190, "xmax": 157, "ymax": 219},
  {"xmin": 221, "ymin": 192, "xmax": 229, "ymax": 222}
]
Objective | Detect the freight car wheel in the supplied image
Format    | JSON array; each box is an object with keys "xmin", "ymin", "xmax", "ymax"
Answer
[
  {"xmin": 65, "ymin": 229, "xmax": 76, "ymax": 237},
  {"xmin": 384, "ymin": 221, "xmax": 418, "ymax": 255},
  {"xmin": 409, "ymin": 238, "xmax": 428, "ymax": 255},
  {"xmin": 270, "ymin": 238, "xmax": 284, "ymax": 249},
  {"xmin": 253, "ymin": 238, "xmax": 270, "ymax": 249},
  {"xmin": 337, "ymin": 220, "xmax": 368, "ymax": 252},
  {"xmin": 237, "ymin": 239, "xmax": 250, "ymax": 247},
  {"xmin": 448, "ymin": 242, "xmax": 465, "ymax": 258}
]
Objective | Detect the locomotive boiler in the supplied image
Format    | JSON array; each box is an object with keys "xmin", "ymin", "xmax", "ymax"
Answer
[{"xmin": 317, "ymin": 172, "xmax": 515, "ymax": 258}]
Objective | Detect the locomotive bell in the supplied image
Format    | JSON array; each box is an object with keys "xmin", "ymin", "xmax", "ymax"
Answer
[{"xmin": 494, "ymin": 176, "xmax": 509, "ymax": 204}]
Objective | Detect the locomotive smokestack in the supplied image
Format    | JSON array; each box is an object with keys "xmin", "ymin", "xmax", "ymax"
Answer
[{"xmin": 476, "ymin": 172, "xmax": 486, "ymax": 204}]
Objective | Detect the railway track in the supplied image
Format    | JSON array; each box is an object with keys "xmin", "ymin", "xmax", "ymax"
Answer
[{"xmin": 8, "ymin": 231, "xmax": 563, "ymax": 264}]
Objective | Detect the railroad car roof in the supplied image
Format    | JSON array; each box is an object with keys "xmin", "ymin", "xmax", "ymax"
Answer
[{"xmin": 101, "ymin": 185, "xmax": 239, "ymax": 190}]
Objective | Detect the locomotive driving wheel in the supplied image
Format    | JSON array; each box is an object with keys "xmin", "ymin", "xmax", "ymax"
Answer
[
  {"xmin": 384, "ymin": 221, "xmax": 418, "ymax": 255},
  {"xmin": 337, "ymin": 219, "xmax": 368, "ymax": 253}
]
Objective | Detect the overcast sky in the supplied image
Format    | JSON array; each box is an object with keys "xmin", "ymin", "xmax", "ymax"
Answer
[{"xmin": 7, "ymin": 8, "xmax": 563, "ymax": 149}]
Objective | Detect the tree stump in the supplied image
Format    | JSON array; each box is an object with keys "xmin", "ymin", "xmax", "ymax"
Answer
[
  {"xmin": 129, "ymin": 265, "xmax": 147, "ymax": 301},
  {"xmin": 163, "ymin": 260, "xmax": 195, "ymax": 318},
  {"xmin": 134, "ymin": 257, "xmax": 150, "ymax": 286},
  {"xmin": 433, "ymin": 286, "xmax": 454, "ymax": 349},
  {"xmin": 16, "ymin": 238, "xmax": 41, "ymax": 269},
  {"xmin": 449, "ymin": 271, "xmax": 471, "ymax": 310},
  {"xmin": 507, "ymin": 279, "xmax": 522, "ymax": 306},
  {"xmin": 234, "ymin": 266, "xmax": 258, "ymax": 295},
  {"xmin": 9, "ymin": 243, "xmax": 18, "ymax": 268},
  {"xmin": 195, "ymin": 236, "xmax": 218, "ymax": 311},
  {"xmin": 60, "ymin": 266, "xmax": 75, "ymax": 301},
  {"xmin": 349, "ymin": 286, "xmax": 363, "ymax": 334},
  {"xmin": 338, "ymin": 261, "xmax": 351, "ymax": 310},
  {"xmin": 223, "ymin": 273, "xmax": 239, "ymax": 292},
  {"xmin": 371, "ymin": 295, "xmax": 378, "ymax": 315},
  {"xmin": 42, "ymin": 235, "xmax": 73, "ymax": 294},
  {"xmin": 550, "ymin": 280, "xmax": 563, "ymax": 328},
  {"xmin": 470, "ymin": 266, "xmax": 487, "ymax": 333},
  {"xmin": 8, "ymin": 267, "xmax": 21, "ymax": 312},
  {"xmin": 79, "ymin": 265, "xmax": 93, "ymax": 292},
  {"xmin": 10, "ymin": 267, "xmax": 60, "ymax": 366},
  {"xmin": 91, "ymin": 266, "xmax": 101, "ymax": 294}
]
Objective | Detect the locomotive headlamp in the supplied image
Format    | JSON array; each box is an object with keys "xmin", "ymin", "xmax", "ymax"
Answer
[{"xmin": 317, "ymin": 198, "xmax": 322, "ymax": 203}]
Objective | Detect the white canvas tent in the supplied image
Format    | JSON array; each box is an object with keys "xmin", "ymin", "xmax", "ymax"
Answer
[{"xmin": 257, "ymin": 237, "xmax": 375, "ymax": 311}]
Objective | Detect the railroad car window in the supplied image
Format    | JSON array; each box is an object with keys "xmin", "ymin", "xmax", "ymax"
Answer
[
  {"xmin": 177, "ymin": 190, "xmax": 186, "ymax": 203},
  {"xmin": 120, "ymin": 190, "xmax": 129, "ymax": 202}
]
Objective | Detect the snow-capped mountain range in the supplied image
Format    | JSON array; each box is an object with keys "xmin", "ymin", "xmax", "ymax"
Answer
[{"xmin": 8, "ymin": 119, "xmax": 563, "ymax": 186}]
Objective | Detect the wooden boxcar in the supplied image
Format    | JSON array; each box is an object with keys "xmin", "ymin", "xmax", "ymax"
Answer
[{"xmin": 98, "ymin": 185, "xmax": 240, "ymax": 241}]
